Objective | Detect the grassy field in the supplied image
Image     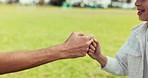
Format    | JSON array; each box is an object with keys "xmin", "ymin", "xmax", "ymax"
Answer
[{"xmin": 0, "ymin": 5, "xmax": 142, "ymax": 78}]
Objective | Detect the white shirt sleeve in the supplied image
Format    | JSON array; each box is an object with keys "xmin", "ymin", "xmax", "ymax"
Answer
[{"xmin": 102, "ymin": 42, "xmax": 129, "ymax": 76}]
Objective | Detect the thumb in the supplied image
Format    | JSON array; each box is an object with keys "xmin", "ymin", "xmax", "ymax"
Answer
[
  {"xmin": 86, "ymin": 39, "xmax": 94, "ymax": 46},
  {"xmin": 65, "ymin": 33, "xmax": 73, "ymax": 42},
  {"xmin": 86, "ymin": 34, "xmax": 94, "ymax": 40}
]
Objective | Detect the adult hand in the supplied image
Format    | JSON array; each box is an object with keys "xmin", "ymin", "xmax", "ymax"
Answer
[{"xmin": 62, "ymin": 32, "xmax": 94, "ymax": 58}]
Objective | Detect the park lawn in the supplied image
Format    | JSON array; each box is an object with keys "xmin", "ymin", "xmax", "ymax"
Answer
[{"xmin": 0, "ymin": 5, "xmax": 141, "ymax": 78}]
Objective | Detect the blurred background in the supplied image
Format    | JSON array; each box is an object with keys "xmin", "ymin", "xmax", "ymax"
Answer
[
  {"xmin": 0, "ymin": 0, "xmax": 141, "ymax": 78},
  {"xmin": 0, "ymin": 0, "xmax": 136, "ymax": 9}
]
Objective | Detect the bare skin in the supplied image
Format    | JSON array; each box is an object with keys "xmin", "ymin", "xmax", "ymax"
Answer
[
  {"xmin": 135, "ymin": 0, "xmax": 148, "ymax": 21},
  {"xmin": 0, "ymin": 32, "xmax": 94, "ymax": 74},
  {"xmin": 88, "ymin": 40, "xmax": 107, "ymax": 67}
]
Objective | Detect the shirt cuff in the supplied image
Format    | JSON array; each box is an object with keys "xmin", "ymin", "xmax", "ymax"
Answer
[{"xmin": 101, "ymin": 56, "xmax": 116, "ymax": 72}]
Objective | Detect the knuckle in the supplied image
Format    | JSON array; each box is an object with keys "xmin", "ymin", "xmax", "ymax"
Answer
[
  {"xmin": 82, "ymin": 36, "xmax": 88, "ymax": 40},
  {"xmin": 90, "ymin": 45, "xmax": 93, "ymax": 48},
  {"xmin": 72, "ymin": 32, "xmax": 76, "ymax": 34},
  {"xmin": 84, "ymin": 36, "xmax": 89, "ymax": 40}
]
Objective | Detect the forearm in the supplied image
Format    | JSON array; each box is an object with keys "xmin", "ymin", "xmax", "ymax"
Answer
[
  {"xmin": 0, "ymin": 44, "xmax": 65, "ymax": 74},
  {"xmin": 95, "ymin": 54, "xmax": 107, "ymax": 67}
]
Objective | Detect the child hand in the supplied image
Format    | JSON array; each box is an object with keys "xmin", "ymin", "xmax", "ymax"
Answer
[{"xmin": 87, "ymin": 39, "xmax": 102, "ymax": 61}]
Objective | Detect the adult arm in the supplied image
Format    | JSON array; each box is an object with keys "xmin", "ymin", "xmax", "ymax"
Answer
[{"xmin": 0, "ymin": 32, "xmax": 94, "ymax": 74}]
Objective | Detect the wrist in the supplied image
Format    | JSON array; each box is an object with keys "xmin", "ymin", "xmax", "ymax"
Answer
[
  {"xmin": 41, "ymin": 44, "xmax": 66, "ymax": 62},
  {"xmin": 49, "ymin": 43, "xmax": 70, "ymax": 59},
  {"xmin": 95, "ymin": 54, "xmax": 107, "ymax": 67}
]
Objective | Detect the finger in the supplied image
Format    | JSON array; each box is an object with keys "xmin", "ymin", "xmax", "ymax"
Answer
[
  {"xmin": 94, "ymin": 38, "xmax": 99, "ymax": 44},
  {"xmin": 65, "ymin": 33, "xmax": 73, "ymax": 42},
  {"xmin": 93, "ymin": 39, "xmax": 99, "ymax": 47},
  {"xmin": 93, "ymin": 39, "xmax": 102, "ymax": 53},
  {"xmin": 75, "ymin": 32, "xmax": 85, "ymax": 36},
  {"xmin": 86, "ymin": 39, "xmax": 94, "ymax": 46},
  {"xmin": 90, "ymin": 45, "xmax": 96, "ymax": 51},
  {"xmin": 78, "ymin": 33, "xmax": 85, "ymax": 36},
  {"xmin": 83, "ymin": 34, "xmax": 94, "ymax": 40},
  {"xmin": 88, "ymin": 52, "xmax": 94, "ymax": 55},
  {"xmin": 92, "ymin": 40, "xmax": 97, "ymax": 48},
  {"xmin": 66, "ymin": 32, "xmax": 84, "ymax": 42},
  {"xmin": 87, "ymin": 52, "xmax": 95, "ymax": 58},
  {"xmin": 88, "ymin": 49, "xmax": 95, "ymax": 54}
]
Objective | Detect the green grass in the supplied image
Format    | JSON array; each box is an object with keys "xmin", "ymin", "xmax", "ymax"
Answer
[{"xmin": 0, "ymin": 5, "xmax": 142, "ymax": 78}]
